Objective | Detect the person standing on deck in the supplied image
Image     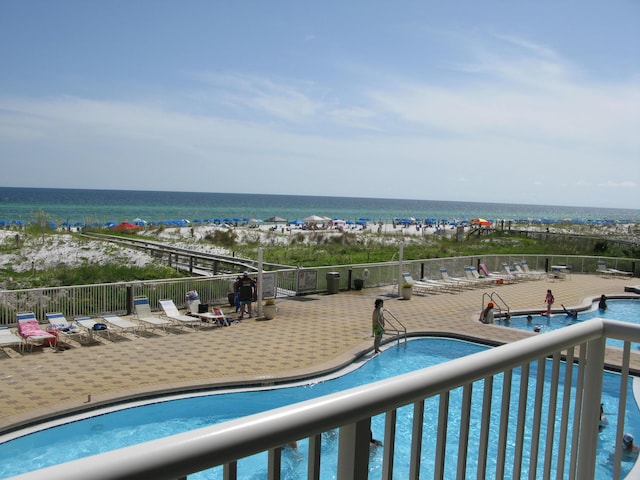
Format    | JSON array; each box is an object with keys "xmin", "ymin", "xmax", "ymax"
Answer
[
  {"xmin": 237, "ymin": 272, "xmax": 256, "ymax": 320},
  {"xmin": 545, "ymin": 289, "xmax": 555, "ymax": 316},
  {"xmin": 372, "ymin": 298, "xmax": 385, "ymax": 354}
]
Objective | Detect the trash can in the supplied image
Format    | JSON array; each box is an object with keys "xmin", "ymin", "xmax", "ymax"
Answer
[{"xmin": 326, "ymin": 272, "xmax": 340, "ymax": 294}]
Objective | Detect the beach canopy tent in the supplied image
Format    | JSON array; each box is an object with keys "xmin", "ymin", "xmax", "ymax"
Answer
[
  {"xmin": 470, "ymin": 218, "xmax": 492, "ymax": 226},
  {"xmin": 265, "ymin": 216, "xmax": 287, "ymax": 223},
  {"xmin": 289, "ymin": 219, "xmax": 304, "ymax": 225},
  {"xmin": 303, "ymin": 215, "xmax": 325, "ymax": 223},
  {"xmin": 111, "ymin": 222, "xmax": 139, "ymax": 231}
]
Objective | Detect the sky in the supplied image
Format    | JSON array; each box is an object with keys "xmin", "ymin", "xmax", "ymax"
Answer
[{"xmin": 0, "ymin": 1, "xmax": 639, "ymax": 209}]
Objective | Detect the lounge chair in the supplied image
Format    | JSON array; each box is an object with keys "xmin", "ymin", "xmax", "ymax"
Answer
[
  {"xmin": 513, "ymin": 262, "xmax": 545, "ymax": 280},
  {"xmin": 478, "ymin": 264, "xmax": 516, "ymax": 284},
  {"xmin": 501, "ymin": 263, "xmax": 525, "ymax": 282},
  {"xmin": 0, "ymin": 327, "xmax": 24, "ymax": 351},
  {"xmin": 101, "ymin": 315, "xmax": 140, "ymax": 335},
  {"xmin": 46, "ymin": 312, "xmax": 86, "ymax": 344},
  {"xmin": 440, "ymin": 268, "xmax": 477, "ymax": 288},
  {"xmin": 74, "ymin": 317, "xmax": 113, "ymax": 340},
  {"xmin": 134, "ymin": 296, "xmax": 172, "ymax": 331},
  {"xmin": 596, "ymin": 261, "xmax": 632, "ymax": 277},
  {"xmin": 520, "ymin": 260, "xmax": 545, "ymax": 278},
  {"xmin": 159, "ymin": 299, "xmax": 202, "ymax": 329},
  {"xmin": 464, "ymin": 267, "xmax": 495, "ymax": 286},
  {"xmin": 16, "ymin": 312, "xmax": 57, "ymax": 350},
  {"xmin": 402, "ymin": 272, "xmax": 450, "ymax": 295}
]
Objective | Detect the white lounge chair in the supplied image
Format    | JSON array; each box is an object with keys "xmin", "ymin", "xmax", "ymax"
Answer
[
  {"xmin": 0, "ymin": 327, "xmax": 24, "ymax": 351},
  {"xmin": 520, "ymin": 261, "xmax": 545, "ymax": 278},
  {"xmin": 101, "ymin": 315, "xmax": 140, "ymax": 335},
  {"xmin": 74, "ymin": 317, "xmax": 113, "ymax": 340},
  {"xmin": 440, "ymin": 268, "xmax": 477, "ymax": 289},
  {"xmin": 402, "ymin": 272, "xmax": 451, "ymax": 295},
  {"xmin": 16, "ymin": 312, "xmax": 58, "ymax": 350},
  {"xmin": 159, "ymin": 299, "xmax": 202, "ymax": 329},
  {"xmin": 464, "ymin": 267, "xmax": 495, "ymax": 286},
  {"xmin": 478, "ymin": 264, "xmax": 516, "ymax": 284},
  {"xmin": 513, "ymin": 262, "xmax": 545, "ymax": 280},
  {"xmin": 501, "ymin": 263, "xmax": 524, "ymax": 282},
  {"xmin": 46, "ymin": 312, "xmax": 86, "ymax": 344},
  {"xmin": 597, "ymin": 261, "xmax": 632, "ymax": 277},
  {"xmin": 134, "ymin": 296, "xmax": 172, "ymax": 331}
]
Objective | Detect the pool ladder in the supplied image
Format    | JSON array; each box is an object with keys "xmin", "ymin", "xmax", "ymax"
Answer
[
  {"xmin": 383, "ymin": 308, "xmax": 407, "ymax": 345},
  {"xmin": 482, "ymin": 291, "xmax": 510, "ymax": 319}
]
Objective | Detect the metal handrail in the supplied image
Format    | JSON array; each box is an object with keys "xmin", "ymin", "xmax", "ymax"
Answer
[
  {"xmin": 10, "ymin": 318, "xmax": 640, "ymax": 480},
  {"xmin": 382, "ymin": 308, "xmax": 407, "ymax": 344},
  {"xmin": 490, "ymin": 290, "xmax": 510, "ymax": 316}
]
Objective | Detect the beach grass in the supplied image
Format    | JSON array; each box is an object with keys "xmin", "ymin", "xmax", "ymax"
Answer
[
  {"xmin": 2, "ymin": 226, "xmax": 638, "ymax": 288},
  {"xmin": 234, "ymin": 229, "xmax": 639, "ymax": 267}
]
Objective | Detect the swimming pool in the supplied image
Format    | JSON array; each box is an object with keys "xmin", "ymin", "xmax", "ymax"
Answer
[
  {"xmin": 496, "ymin": 299, "xmax": 640, "ymax": 349},
  {"xmin": 0, "ymin": 337, "xmax": 638, "ymax": 479}
]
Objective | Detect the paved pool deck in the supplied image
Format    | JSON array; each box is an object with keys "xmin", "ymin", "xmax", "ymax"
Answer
[{"xmin": 0, "ymin": 274, "xmax": 638, "ymax": 434}]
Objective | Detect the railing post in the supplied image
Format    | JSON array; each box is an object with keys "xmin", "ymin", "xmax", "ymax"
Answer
[
  {"xmin": 126, "ymin": 284, "xmax": 133, "ymax": 315},
  {"xmin": 337, "ymin": 419, "xmax": 370, "ymax": 480},
  {"xmin": 398, "ymin": 242, "xmax": 404, "ymax": 296},
  {"xmin": 576, "ymin": 337, "xmax": 605, "ymax": 479},
  {"xmin": 257, "ymin": 249, "xmax": 263, "ymax": 318}
]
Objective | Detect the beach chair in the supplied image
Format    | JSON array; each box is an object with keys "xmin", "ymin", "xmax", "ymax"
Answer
[
  {"xmin": 513, "ymin": 262, "xmax": 544, "ymax": 280},
  {"xmin": 0, "ymin": 327, "xmax": 24, "ymax": 351},
  {"xmin": 501, "ymin": 263, "xmax": 525, "ymax": 282},
  {"xmin": 159, "ymin": 299, "xmax": 202, "ymax": 329},
  {"xmin": 46, "ymin": 312, "xmax": 86, "ymax": 344},
  {"xmin": 520, "ymin": 260, "xmax": 545, "ymax": 278},
  {"xmin": 478, "ymin": 264, "xmax": 516, "ymax": 284},
  {"xmin": 74, "ymin": 317, "xmax": 113, "ymax": 340},
  {"xmin": 16, "ymin": 312, "xmax": 57, "ymax": 350},
  {"xmin": 464, "ymin": 267, "xmax": 495, "ymax": 286},
  {"xmin": 101, "ymin": 315, "xmax": 140, "ymax": 335},
  {"xmin": 439, "ymin": 268, "xmax": 477, "ymax": 289},
  {"xmin": 401, "ymin": 273, "xmax": 449, "ymax": 295},
  {"xmin": 134, "ymin": 296, "xmax": 172, "ymax": 331},
  {"xmin": 596, "ymin": 261, "xmax": 632, "ymax": 277}
]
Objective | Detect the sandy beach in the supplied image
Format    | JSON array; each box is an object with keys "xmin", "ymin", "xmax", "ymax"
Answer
[{"xmin": 1, "ymin": 220, "xmax": 637, "ymax": 277}]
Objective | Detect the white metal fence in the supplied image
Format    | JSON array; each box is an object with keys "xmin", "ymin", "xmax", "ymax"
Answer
[
  {"xmin": 9, "ymin": 318, "xmax": 640, "ymax": 480},
  {"xmin": 1, "ymin": 254, "xmax": 636, "ymax": 326}
]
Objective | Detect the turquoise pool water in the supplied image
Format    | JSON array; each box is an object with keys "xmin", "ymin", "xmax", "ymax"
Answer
[
  {"xmin": 495, "ymin": 299, "xmax": 640, "ymax": 349},
  {"xmin": 0, "ymin": 337, "xmax": 638, "ymax": 479}
]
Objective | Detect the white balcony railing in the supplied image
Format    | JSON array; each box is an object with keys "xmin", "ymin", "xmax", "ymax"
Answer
[{"xmin": 9, "ymin": 318, "xmax": 640, "ymax": 480}]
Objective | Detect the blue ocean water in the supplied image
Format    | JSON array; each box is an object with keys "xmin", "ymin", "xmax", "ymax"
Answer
[{"xmin": 0, "ymin": 186, "xmax": 639, "ymax": 226}]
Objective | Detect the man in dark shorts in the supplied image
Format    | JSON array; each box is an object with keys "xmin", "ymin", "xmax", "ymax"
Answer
[{"xmin": 237, "ymin": 271, "xmax": 256, "ymax": 320}]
